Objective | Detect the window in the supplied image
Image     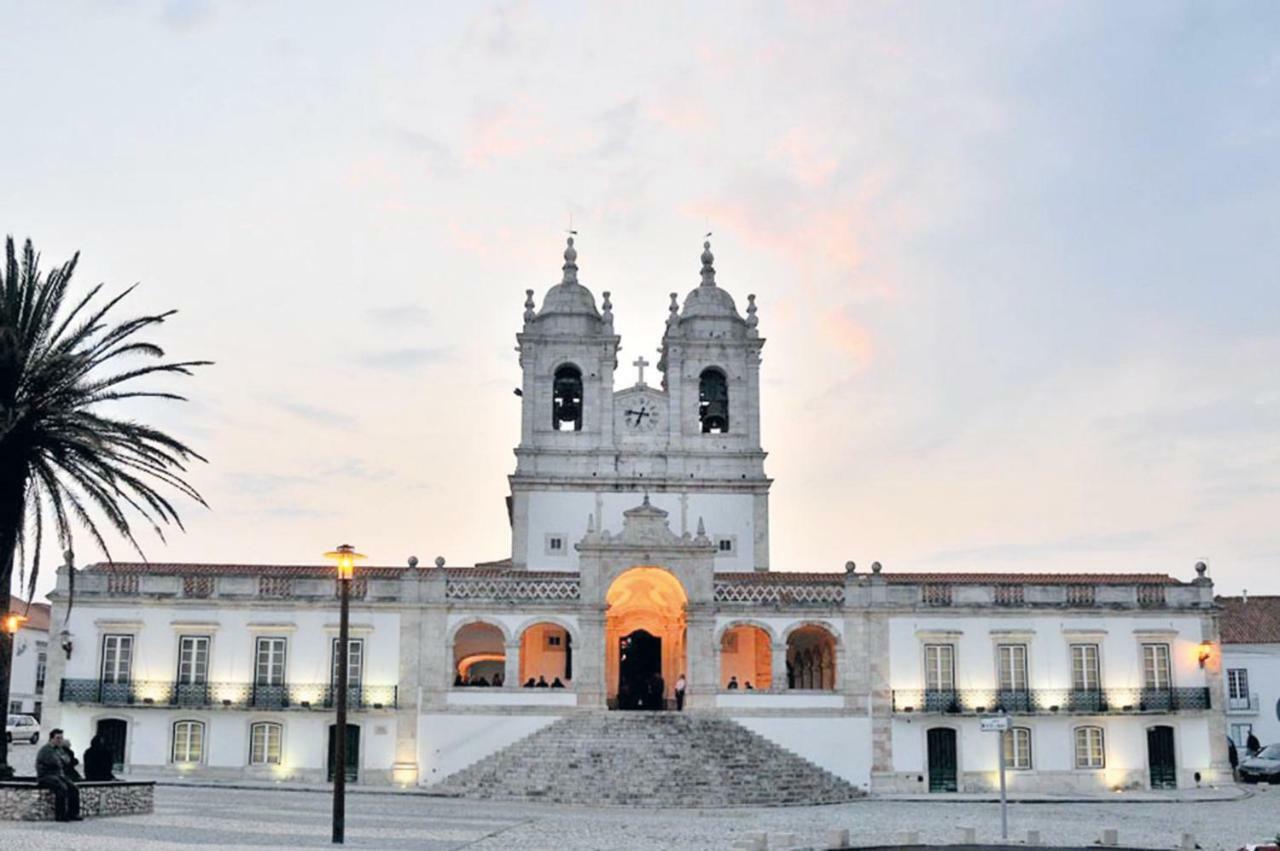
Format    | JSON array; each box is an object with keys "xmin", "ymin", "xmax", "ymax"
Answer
[
  {"xmin": 8, "ymin": 701, "xmax": 20, "ymax": 714},
  {"xmin": 172, "ymin": 721, "xmax": 205, "ymax": 763},
  {"xmin": 552, "ymin": 365, "xmax": 584, "ymax": 431},
  {"xmin": 35, "ymin": 642, "xmax": 47, "ymax": 691},
  {"xmin": 249, "ymin": 722, "xmax": 282, "ymax": 766},
  {"xmin": 101, "ymin": 635, "xmax": 133, "ymax": 683},
  {"xmin": 1070, "ymin": 644, "xmax": 1100, "ymax": 691},
  {"xmin": 924, "ymin": 645, "xmax": 955, "ymax": 691},
  {"xmin": 1227, "ymin": 669, "xmax": 1250, "ymax": 709},
  {"xmin": 698, "ymin": 368, "xmax": 729, "ymax": 433},
  {"xmin": 1142, "ymin": 644, "xmax": 1172, "ymax": 690},
  {"xmin": 716, "ymin": 537, "xmax": 736, "ymax": 555},
  {"xmin": 1074, "ymin": 726, "xmax": 1105, "ymax": 769},
  {"xmin": 1003, "ymin": 727, "xmax": 1032, "ymax": 770},
  {"xmin": 546, "ymin": 633, "xmax": 563, "ymax": 648},
  {"xmin": 544, "ymin": 534, "xmax": 566, "ymax": 556},
  {"xmin": 177, "ymin": 636, "xmax": 210, "ymax": 684},
  {"xmin": 997, "ymin": 645, "xmax": 1028, "ymax": 692},
  {"xmin": 255, "ymin": 637, "xmax": 287, "ymax": 686},
  {"xmin": 331, "ymin": 638, "xmax": 363, "ymax": 689},
  {"xmin": 1229, "ymin": 723, "xmax": 1253, "ymax": 748}
]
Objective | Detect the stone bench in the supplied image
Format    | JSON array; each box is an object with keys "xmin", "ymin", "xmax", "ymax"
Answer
[{"xmin": 0, "ymin": 779, "xmax": 155, "ymax": 820}]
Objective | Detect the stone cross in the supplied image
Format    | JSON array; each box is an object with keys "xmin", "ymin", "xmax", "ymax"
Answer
[{"xmin": 633, "ymin": 355, "xmax": 650, "ymax": 386}]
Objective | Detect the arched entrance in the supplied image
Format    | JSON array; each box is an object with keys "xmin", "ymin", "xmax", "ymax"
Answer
[{"xmin": 605, "ymin": 566, "xmax": 687, "ymax": 710}]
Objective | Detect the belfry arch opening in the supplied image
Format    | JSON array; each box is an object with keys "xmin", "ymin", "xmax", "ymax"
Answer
[
  {"xmin": 552, "ymin": 364, "xmax": 583, "ymax": 431},
  {"xmin": 605, "ymin": 567, "xmax": 687, "ymax": 710},
  {"xmin": 698, "ymin": 367, "xmax": 729, "ymax": 433}
]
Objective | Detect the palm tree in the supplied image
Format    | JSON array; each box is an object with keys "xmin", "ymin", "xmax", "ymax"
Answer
[{"xmin": 0, "ymin": 236, "xmax": 208, "ymax": 777}]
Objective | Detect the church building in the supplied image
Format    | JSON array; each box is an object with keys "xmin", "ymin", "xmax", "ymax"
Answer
[{"xmin": 39, "ymin": 237, "xmax": 1231, "ymax": 801}]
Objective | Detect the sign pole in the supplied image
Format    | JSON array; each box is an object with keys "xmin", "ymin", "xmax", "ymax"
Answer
[{"xmin": 998, "ymin": 728, "xmax": 1008, "ymax": 840}]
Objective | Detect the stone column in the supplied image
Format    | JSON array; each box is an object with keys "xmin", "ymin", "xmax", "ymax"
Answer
[
  {"xmin": 392, "ymin": 598, "xmax": 422, "ymax": 786},
  {"xmin": 576, "ymin": 610, "xmax": 607, "ymax": 707},
  {"xmin": 418, "ymin": 570, "xmax": 449, "ymax": 711},
  {"xmin": 504, "ymin": 641, "xmax": 521, "ymax": 688},
  {"xmin": 771, "ymin": 641, "xmax": 788, "ymax": 691},
  {"xmin": 685, "ymin": 605, "xmax": 717, "ymax": 708}
]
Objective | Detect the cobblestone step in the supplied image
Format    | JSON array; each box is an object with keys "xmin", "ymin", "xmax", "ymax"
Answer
[{"xmin": 434, "ymin": 711, "xmax": 864, "ymax": 806}]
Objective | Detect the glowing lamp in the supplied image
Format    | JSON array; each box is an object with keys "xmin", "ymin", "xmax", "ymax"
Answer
[
  {"xmin": 3, "ymin": 613, "xmax": 25, "ymax": 635},
  {"xmin": 1198, "ymin": 641, "xmax": 1212, "ymax": 669},
  {"xmin": 325, "ymin": 544, "xmax": 366, "ymax": 581}
]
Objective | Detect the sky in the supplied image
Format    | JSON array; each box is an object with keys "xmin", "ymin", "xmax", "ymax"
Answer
[{"xmin": 3, "ymin": 0, "xmax": 1279, "ymax": 601}]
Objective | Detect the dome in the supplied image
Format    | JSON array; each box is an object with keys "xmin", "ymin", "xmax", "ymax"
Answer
[
  {"xmin": 678, "ymin": 240, "xmax": 742, "ymax": 321},
  {"xmin": 537, "ymin": 237, "xmax": 601, "ymax": 319}
]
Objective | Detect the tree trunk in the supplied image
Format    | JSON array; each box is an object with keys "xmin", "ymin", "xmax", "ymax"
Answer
[{"xmin": 0, "ymin": 459, "xmax": 30, "ymax": 777}]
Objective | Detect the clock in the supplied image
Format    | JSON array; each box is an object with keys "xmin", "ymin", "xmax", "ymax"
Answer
[{"xmin": 624, "ymin": 399, "xmax": 662, "ymax": 432}]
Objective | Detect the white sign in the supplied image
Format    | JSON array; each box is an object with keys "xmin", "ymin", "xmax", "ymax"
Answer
[{"xmin": 980, "ymin": 716, "xmax": 1011, "ymax": 732}]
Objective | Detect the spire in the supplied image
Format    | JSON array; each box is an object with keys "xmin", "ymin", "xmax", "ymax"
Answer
[
  {"xmin": 523, "ymin": 289, "xmax": 536, "ymax": 323},
  {"xmin": 562, "ymin": 236, "xmax": 579, "ymax": 284},
  {"xmin": 700, "ymin": 240, "xmax": 716, "ymax": 287}
]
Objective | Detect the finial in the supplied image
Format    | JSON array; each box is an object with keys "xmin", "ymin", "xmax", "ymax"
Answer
[
  {"xmin": 746, "ymin": 294, "xmax": 758, "ymax": 328},
  {"xmin": 844, "ymin": 560, "xmax": 856, "ymax": 574},
  {"xmin": 871, "ymin": 561, "xmax": 882, "ymax": 574},
  {"xmin": 1195, "ymin": 561, "xmax": 1207, "ymax": 577},
  {"xmin": 642, "ymin": 492, "xmax": 650, "ymax": 506},
  {"xmin": 408, "ymin": 556, "xmax": 419, "ymax": 568},
  {"xmin": 523, "ymin": 289, "xmax": 536, "ymax": 322},
  {"xmin": 434, "ymin": 556, "xmax": 445, "ymax": 568},
  {"xmin": 602, "ymin": 291, "xmax": 613, "ymax": 325},
  {"xmin": 587, "ymin": 512, "xmax": 595, "ymax": 533},
  {"xmin": 562, "ymin": 236, "xmax": 578, "ymax": 284},
  {"xmin": 667, "ymin": 292, "xmax": 680, "ymax": 325},
  {"xmin": 700, "ymin": 239, "xmax": 716, "ymax": 287},
  {"xmin": 696, "ymin": 516, "xmax": 706, "ymax": 537}
]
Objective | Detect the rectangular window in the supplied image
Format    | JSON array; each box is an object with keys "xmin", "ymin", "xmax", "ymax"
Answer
[
  {"xmin": 1070, "ymin": 644, "xmax": 1100, "ymax": 691},
  {"xmin": 249, "ymin": 723, "xmax": 282, "ymax": 765},
  {"xmin": 1229, "ymin": 723, "xmax": 1253, "ymax": 748},
  {"xmin": 172, "ymin": 721, "xmax": 204, "ymax": 763},
  {"xmin": 1074, "ymin": 727, "xmax": 1105, "ymax": 769},
  {"xmin": 255, "ymin": 637, "xmax": 287, "ymax": 686},
  {"xmin": 549, "ymin": 537, "xmax": 562, "ymax": 551},
  {"xmin": 8, "ymin": 701, "xmax": 20, "ymax": 714},
  {"xmin": 101, "ymin": 634, "xmax": 133, "ymax": 684},
  {"xmin": 35, "ymin": 643, "xmax": 47, "ymax": 691},
  {"xmin": 1003, "ymin": 727, "xmax": 1032, "ymax": 770},
  {"xmin": 331, "ymin": 638, "xmax": 363, "ymax": 688},
  {"xmin": 924, "ymin": 644, "xmax": 955, "ymax": 691},
  {"xmin": 177, "ymin": 636, "xmax": 210, "ymax": 685},
  {"xmin": 997, "ymin": 645, "xmax": 1029, "ymax": 691},
  {"xmin": 1227, "ymin": 668, "xmax": 1249, "ymax": 701},
  {"xmin": 1142, "ymin": 644, "xmax": 1172, "ymax": 690}
]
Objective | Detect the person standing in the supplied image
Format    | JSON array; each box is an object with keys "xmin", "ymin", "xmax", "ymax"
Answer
[
  {"xmin": 674, "ymin": 673, "xmax": 687, "ymax": 711},
  {"xmin": 84, "ymin": 734, "xmax": 117, "ymax": 782},
  {"xmin": 1246, "ymin": 731, "xmax": 1262, "ymax": 756},
  {"xmin": 36, "ymin": 729, "xmax": 82, "ymax": 821}
]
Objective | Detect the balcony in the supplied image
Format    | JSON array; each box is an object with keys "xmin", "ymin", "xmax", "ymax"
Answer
[
  {"xmin": 1227, "ymin": 693, "xmax": 1259, "ymax": 715},
  {"xmin": 891, "ymin": 687, "xmax": 1212, "ymax": 715},
  {"xmin": 58, "ymin": 679, "xmax": 397, "ymax": 711}
]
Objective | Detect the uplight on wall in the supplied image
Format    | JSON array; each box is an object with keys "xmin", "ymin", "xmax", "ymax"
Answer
[{"xmin": 1198, "ymin": 641, "xmax": 1212, "ymax": 669}]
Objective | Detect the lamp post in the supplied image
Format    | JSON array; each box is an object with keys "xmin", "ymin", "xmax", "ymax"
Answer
[
  {"xmin": 323, "ymin": 544, "xmax": 365, "ymax": 845},
  {"xmin": 0, "ymin": 612, "xmax": 27, "ymax": 780}
]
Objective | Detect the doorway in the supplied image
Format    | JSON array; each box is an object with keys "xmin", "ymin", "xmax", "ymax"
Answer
[
  {"xmin": 96, "ymin": 719, "xmax": 128, "ymax": 772},
  {"xmin": 927, "ymin": 727, "xmax": 958, "ymax": 792},
  {"xmin": 327, "ymin": 723, "xmax": 360, "ymax": 782},
  {"xmin": 618, "ymin": 630, "xmax": 664, "ymax": 710},
  {"xmin": 1147, "ymin": 725, "xmax": 1177, "ymax": 789}
]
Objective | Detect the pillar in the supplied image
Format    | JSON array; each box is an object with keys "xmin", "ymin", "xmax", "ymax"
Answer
[
  {"xmin": 504, "ymin": 641, "xmax": 520, "ymax": 688},
  {"xmin": 577, "ymin": 610, "xmax": 607, "ymax": 707},
  {"xmin": 771, "ymin": 641, "xmax": 788, "ymax": 691},
  {"xmin": 685, "ymin": 606, "xmax": 716, "ymax": 708}
]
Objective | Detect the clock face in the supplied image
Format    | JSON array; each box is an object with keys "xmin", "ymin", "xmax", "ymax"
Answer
[{"xmin": 624, "ymin": 399, "xmax": 662, "ymax": 432}]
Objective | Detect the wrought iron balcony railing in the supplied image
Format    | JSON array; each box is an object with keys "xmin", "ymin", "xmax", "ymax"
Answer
[
  {"xmin": 1226, "ymin": 693, "xmax": 1259, "ymax": 714},
  {"xmin": 59, "ymin": 679, "xmax": 397, "ymax": 710},
  {"xmin": 891, "ymin": 687, "xmax": 1212, "ymax": 715}
]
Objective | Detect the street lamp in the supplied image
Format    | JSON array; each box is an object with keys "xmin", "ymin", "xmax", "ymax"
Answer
[
  {"xmin": 0, "ymin": 612, "xmax": 27, "ymax": 780},
  {"xmin": 323, "ymin": 544, "xmax": 365, "ymax": 845}
]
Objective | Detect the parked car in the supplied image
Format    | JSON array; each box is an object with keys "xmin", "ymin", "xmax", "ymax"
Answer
[
  {"xmin": 1238, "ymin": 744, "xmax": 1280, "ymax": 784},
  {"xmin": 5, "ymin": 713, "xmax": 40, "ymax": 745}
]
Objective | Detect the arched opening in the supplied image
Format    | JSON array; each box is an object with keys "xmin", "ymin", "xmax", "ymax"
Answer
[
  {"xmin": 553, "ymin": 364, "xmax": 584, "ymax": 431},
  {"xmin": 519, "ymin": 622, "xmax": 572, "ymax": 688},
  {"xmin": 605, "ymin": 567, "xmax": 688, "ymax": 710},
  {"xmin": 452, "ymin": 622, "xmax": 506, "ymax": 687},
  {"xmin": 698, "ymin": 367, "xmax": 729, "ymax": 433},
  {"xmin": 719, "ymin": 624, "xmax": 771, "ymax": 690},
  {"xmin": 786, "ymin": 624, "xmax": 837, "ymax": 691},
  {"xmin": 95, "ymin": 718, "xmax": 128, "ymax": 772}
]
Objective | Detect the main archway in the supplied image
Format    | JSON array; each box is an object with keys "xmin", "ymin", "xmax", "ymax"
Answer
[{"xmin": 605, "ymin": 566, "xmax": 688, "ymax": 710}]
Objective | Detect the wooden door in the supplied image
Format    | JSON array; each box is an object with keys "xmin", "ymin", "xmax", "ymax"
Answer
[{"xmin": 927, "ymin": 727, "xmax": 958, "ymax": 792}]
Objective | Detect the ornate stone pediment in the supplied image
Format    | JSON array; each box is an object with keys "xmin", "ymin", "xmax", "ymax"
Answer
[{"xmin": 577, "ymin": 495, "xmax": 714, "ymax": 553}]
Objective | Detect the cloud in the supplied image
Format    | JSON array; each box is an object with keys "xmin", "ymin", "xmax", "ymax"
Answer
[
  {"xmin": 365, "ymin": 303, "xmax": 431, "ymax": 328},
  {"xmin": 271, "ymin": 400, "xmax": 359, "ymax": 430},
  {"xmin": 385, "ymin": 126, "xmax": 457, "ymax": 176},
  {"xmin": 771, "ymin": 127, "xmax": 840, "ymax": 187},
  {"xmin": 354, "ymin": 347, "xmax": 452, "ymax": 372},
  {"xmin": 820, "ymin": 308, "xmax": 874, "ymax": 370}
]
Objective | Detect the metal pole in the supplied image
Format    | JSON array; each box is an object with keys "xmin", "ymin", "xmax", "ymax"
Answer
[
  {"xmin": 998, "ymin": 727, "xmax": 1008, "ymax": 841},
  {"xmin": 332, "ymin": 577, "xmax": 349, "ymax": 844}
]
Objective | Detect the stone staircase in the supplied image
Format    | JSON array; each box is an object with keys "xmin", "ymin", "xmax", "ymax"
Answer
[{"xmin": 434, "ymin": 711, "xmax": 864, "ymax": 806}]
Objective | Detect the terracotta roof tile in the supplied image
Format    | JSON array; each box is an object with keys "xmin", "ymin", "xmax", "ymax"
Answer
[
  {"xmin": 718, "ymin": 571, "xmax": 1182, "ymax": 586},
  {"xmin": 84, "ymin": 562, "xmax": 579, "ymax": 581},
  {"xmin": 6, "ymin": 595, "xmax": 51, "ymax": 631},
  {"xmin": 1217, "ymin": 596, "xmax": 1280, "ymax": 644}
]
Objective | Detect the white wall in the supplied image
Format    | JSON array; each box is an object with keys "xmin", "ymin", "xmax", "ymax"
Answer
[
  {"xmin": 418, "ymin": 713, "xmax": 562, "ymax": 785},
  {"xmin": 1223, "ymin": 643, "xmax": 1280, "ymax": 746},
  {"xmin": 7, "ymin": 625, "xmax": 47, "ymax": 713},
  {"xmin": 524, "ymin": 490, "xmax": 756, "ymax": 571},
  {"xmin": 734, "ymin": 716, "xmax": 871, "ymax": 788}
]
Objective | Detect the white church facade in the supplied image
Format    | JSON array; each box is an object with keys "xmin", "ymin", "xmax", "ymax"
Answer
[{"xmin": 39, "ymin": 238, "xmax": 1232, "ymax": 797}]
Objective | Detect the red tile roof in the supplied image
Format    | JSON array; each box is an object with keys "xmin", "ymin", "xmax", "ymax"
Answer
[
  {"xmin": 84, "ymin": 562, "xmax": 579, "ymax": 581},
  {"xmin": 717, "ymin": 571, "xmax": 1181, "ymax": 586},
  {"xmin": 6, "ymin": 595, "xmax": 51, "ymax": 631},
  {"xmin": 1217, "ymin": 596, "xmax": 1280, "ymax": 644}
]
